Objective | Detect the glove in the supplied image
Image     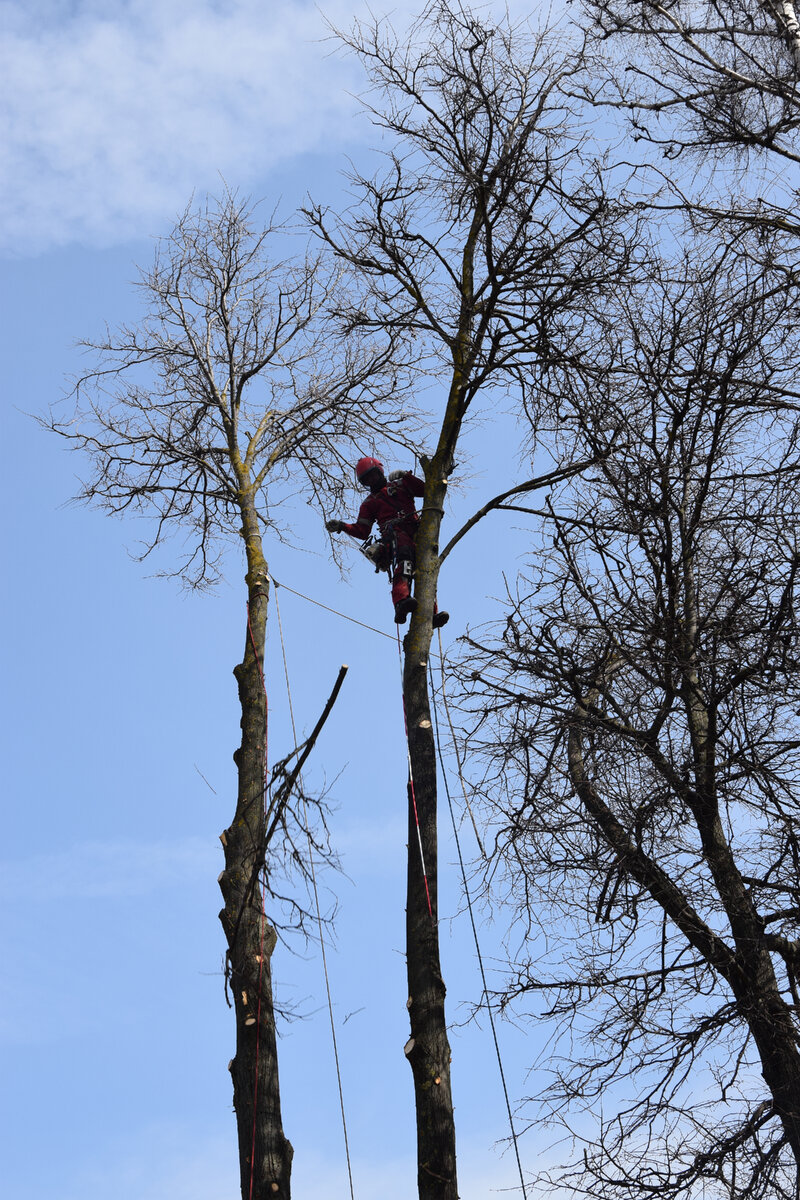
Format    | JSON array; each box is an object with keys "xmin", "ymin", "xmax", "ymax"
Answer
[
  {"xmin": 388, "ymin": 470, "xmax": 408, "ymax": 482},
  {"xmin": 326, "ymin": 519, "xmax": 345, "ymax": 533}
]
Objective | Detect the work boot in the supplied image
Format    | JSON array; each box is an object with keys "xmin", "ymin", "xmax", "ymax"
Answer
[
  {"xmin": 394, "ymin": 596, "xmax": 418, "ymax": 624},
  {"xmin": 432, "ymin": 610, "xmax": 450, "ymax": 628}
]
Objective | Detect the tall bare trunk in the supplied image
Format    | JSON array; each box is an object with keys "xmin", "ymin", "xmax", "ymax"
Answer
[
  {"xmin": 218, "ymin": 514, "xmax": 293, "ymax": 1199},
  {"xmin": 403, "ymin": 459, "xmax": 458, "ymax": 1200}
]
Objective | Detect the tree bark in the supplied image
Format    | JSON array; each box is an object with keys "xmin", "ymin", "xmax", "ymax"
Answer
[
  {"xmin": 680, "ymin": 563, "xmax": 800, "ymax": 1162},
  {"xmin": 218, "ymin": 513, "xmax": 293, "ymax": 1200},
  {"xmin": 569, "ymin": 686, "xmax": 800, "ymax": 1171},
  {"xmin": 403, "ymin": 455, "xmax": 458, "ymax": 1200}
]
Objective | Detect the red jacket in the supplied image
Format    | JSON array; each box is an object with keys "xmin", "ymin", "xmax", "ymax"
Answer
[{"xmin": 342, "ymin": 472, "xmax": 425, "ymax": 542}]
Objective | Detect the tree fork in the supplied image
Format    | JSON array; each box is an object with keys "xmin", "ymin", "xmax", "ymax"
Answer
[{"xmin": 218, "ymin": 554, "xmax": 293, "ymax": 1200}]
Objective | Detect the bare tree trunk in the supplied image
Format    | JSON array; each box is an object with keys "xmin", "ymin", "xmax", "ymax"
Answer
[
  {"xmin": 737, "ymin": 959, "xmax": 800, "ymax": 1163},
  {"xmin": 569, "ymin": 678, "xmax": 800, "ymax": 1176},
  {"xmin": 680, "ymin": 563, "xmax": 800, "ymax": 1164},
  {"xmin": 302, "ymin": 7, "xmax": 614, "ymax": 1188},
  {"xmin": 56, "ymin": 189, "xmax": 407, "ymax": 1198},
  {"xmin": 403, "ymin": 458, "xmax": 458, "ymax": 1200},
  {"xmin": 218, "ymin": 517, "xmax": 293, "ymax": 1200}
]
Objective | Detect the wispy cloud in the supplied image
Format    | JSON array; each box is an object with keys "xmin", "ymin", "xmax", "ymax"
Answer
[
  {"xmin": 2, "ymin": 0, "xmax": 557, "ymax": 256},
  {"xmin": 0, "ymin": 0, "xmax": 365, "ymax": 254}
]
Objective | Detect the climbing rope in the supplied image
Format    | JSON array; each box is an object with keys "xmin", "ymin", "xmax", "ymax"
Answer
[
  {"xmin": 262, "ymin": 568, "xmax": 525, "ymax": 1188},
  {"xmin": 267, "ymin": 572, "xmax": 514, "ymax": 698},
  {"xmin": 396, "ymin": 625, "xmax": 434, "ymax": 921},
  {"xmin": 245, "ymin": 601, "xmax": 270, "ymax": 1200},
  {"xmin": 432, "ymin": 634, "xmax": 485, "ymax": 858},
  {"xmin": 269, "ymin": 575, "xmax": 395, "ymax": 641},
  {"xmin": 272, "ymin": 582, "xmax": 357, "ymax": 1200},
  {"xmin": 430, "ymin": 627, "xmax": 529, "ymax": 1199}
]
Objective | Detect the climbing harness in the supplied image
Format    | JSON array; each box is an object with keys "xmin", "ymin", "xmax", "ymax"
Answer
[
  {"xmin": 272, "ymin": 583, "xmax": 356, "ymax": 1200},
  {"xmin": 390, "ymin": 533, "xmax": 415, "ymax": 585},
  {"xmin": 357, "ymin": 478, "xmax": 420, "ymax": 580}
]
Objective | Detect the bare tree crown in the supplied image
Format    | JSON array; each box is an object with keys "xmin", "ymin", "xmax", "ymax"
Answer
[
  {"xmin": 51, "ymin": 191, "xmax": 418, "ymax": 585},
  {"xmin": 458, "ymin": 232, "xmax": 800, "ymax": 1200},
  {"xmin": 307, "ymin": 2, "xmax": 631, "ymax": 444}
]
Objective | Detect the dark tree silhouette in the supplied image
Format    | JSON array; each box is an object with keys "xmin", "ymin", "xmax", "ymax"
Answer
[
  {"xmin": 580, "ymin": 0, "xmax": 800, "ymax": 238},
  {"xmin": 584, "ymin": 0, "xmax": 800, "ymax": 163},
  {"xmin": 460, "ymin": 233, "xmax": 800, "ymax": 1200}
]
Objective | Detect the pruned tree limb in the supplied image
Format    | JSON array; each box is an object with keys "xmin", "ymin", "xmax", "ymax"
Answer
[{"xmin": 439, "ymin": 457, "xmax": 602, "ymax": 563}]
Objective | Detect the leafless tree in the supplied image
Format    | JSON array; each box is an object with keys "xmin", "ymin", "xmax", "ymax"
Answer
[
  {"xmin": 309, "ymin": 4, "xmax": 635, "ymax": 1195},
  {"xmin": 48, "ymin": 190, "xmax": 415, "ymax": 1200},
  {"xmin": 457, "ymin": 231, "xmax": 800, "ymax": 1200},
  {"xmin": 580, "ymin": 0, "xmax": 800, "ymax": 234},
  {"xmin": 59, "ymin": 193, "xmax": 416, "ymax": 588}
]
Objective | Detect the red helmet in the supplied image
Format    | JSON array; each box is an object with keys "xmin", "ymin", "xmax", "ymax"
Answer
[{"xmin": 355, "ymin": 456, "xmax": 383, "ymax": 483}]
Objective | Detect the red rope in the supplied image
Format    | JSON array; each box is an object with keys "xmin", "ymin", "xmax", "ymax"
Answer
[
  {"xmin": 246, "ymin": 600, "xmax": 269, "ymax": 1200},
  {"xmin": 396, "ymin": 626, "xmax": 434, "ymax": 920}
]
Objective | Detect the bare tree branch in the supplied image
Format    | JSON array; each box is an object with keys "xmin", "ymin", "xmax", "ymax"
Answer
[{"xmin": 455, "ymin": 231, "xmax": 800, "ymax": 1200}]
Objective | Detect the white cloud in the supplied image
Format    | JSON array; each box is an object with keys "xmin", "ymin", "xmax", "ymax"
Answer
[
  {"xmin": 1, "ymin": 0, "xmax": 555, "ymax": 255},
  {"xmin": 0, "ymin": 0, "xmax": 365, "ymax": 254}
]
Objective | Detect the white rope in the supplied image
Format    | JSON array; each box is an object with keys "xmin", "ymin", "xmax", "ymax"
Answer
[
  {"xmin": 272, "ymin": 583, "xmax": 356, "ymax": 1200},
  {"xmin": 431, "ymin": 628, "xmax": 529, "ymax": 1198}
]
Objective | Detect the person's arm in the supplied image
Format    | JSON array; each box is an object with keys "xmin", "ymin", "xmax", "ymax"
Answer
[
  {"xmin": 389, "ymin": 469, "xmax": 426, "ymax": 497},
  {"xmin": 402, "ymin": 473, "xmax": 426, "ymax": 498},
  {"xmin": 327, "ymin": 497, "xmax": 375, "ymax": 540}
]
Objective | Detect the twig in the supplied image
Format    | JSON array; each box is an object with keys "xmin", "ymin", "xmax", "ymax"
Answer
[{"xmin": 265, "ymin": 665, "xmax": 349, "ymax": 846}]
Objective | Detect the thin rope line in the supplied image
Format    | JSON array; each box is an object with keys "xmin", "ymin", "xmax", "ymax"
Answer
[
  {"xmin": 273, "ymin": 585, "xmax": 356, "ymax": 1200},
  {"xmin": 396, "ymin": 625, "xmax": 434, "ymax": 920},
  {"xmin": 270, "ymin": 576, "xmax": 514, "ymax": 701},
  {"xmin": 270, "ymin": 572, "xmax": 524, "ymax": 1184},
  {"xmin": 431, "ymin": 629, "xmax": 529, "ymax": 1199},
  {"xmin": 435, "ymin": 641, "xmax": 486, "ymax": 858},
  {"xmin": 245, "ymin": 602, "xmax": 269, "ymax": 1200},
  {"xmin": 270, "ymin": 576, "xmax": 395, "ymax": 641},
  {"xmin": 270, "ymin": 574, "xmax": 514, "ymax": 692}
]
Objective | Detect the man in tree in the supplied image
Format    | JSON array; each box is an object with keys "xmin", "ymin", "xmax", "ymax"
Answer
[{"xmin": 326, "ymin": 455, "xmax": 449, "ymax": 626}]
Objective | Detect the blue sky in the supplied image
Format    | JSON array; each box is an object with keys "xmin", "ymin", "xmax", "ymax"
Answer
[{"xmin": 1, "ymin": 3, "xmax": 554, "ymax": 1196}]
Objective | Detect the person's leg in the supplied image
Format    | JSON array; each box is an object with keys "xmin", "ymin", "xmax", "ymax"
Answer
[{"xmin": 392, "ymin": 534, "xmax": 417, "ymax": 622}]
